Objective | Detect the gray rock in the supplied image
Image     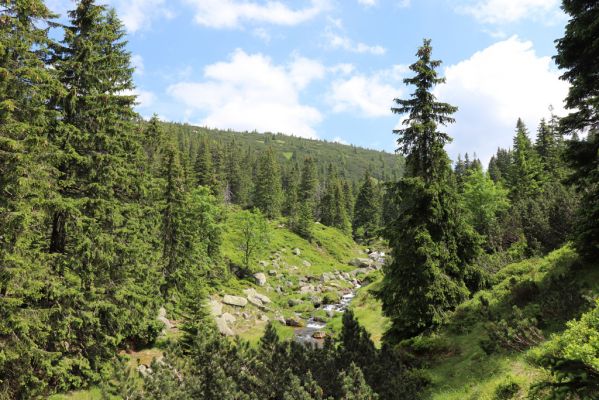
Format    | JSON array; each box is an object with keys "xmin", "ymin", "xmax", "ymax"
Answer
[
  {"xmin": 223, "ymin": 295, "xmax": 247, "ymax": 307},
  {"xmin": 253, "ymin": 272, "xmax": 267, "ymax": 286},
  {"xmin": 137, "ymin": 364, "xmax": 153, "ymax": 377},
  {"xmin": 253, "ymin": 293, "xmax": 272, "ymax": 304},
  {"xmin": 157, "ymin": 307, "xmax": 173, "ymax": 330},
  {"xmin": 247, "ymin": 295, "xmax": 264, "ymax": 308},
  {"xmin": 288, "ymin": 298, "xmax": 303, "ymax": 307},
  {"xmin": 215, "ymin": 316, "xmax": 234, "ymax": 336},
  {"xmin": 221, "ymin": 313, "xmax": 236, "ymax": 324},
  {"xmin": 259, "ymin": 260, "xmax": 269, "ymax": 267},
  {"xmin": 302, "ymin": 260, "xmax": 312, "ymax": 267},
  {"xmin": 259, "ymin": 314, "xmax": 269, "ymax": 322},
  {"xmin": 299, "ymin": 285, "xmax": 313, "ymax": 294},
  {"xmin": 312, "ymin": 331, "xmax": 326, "ymax": 339},
  {"xmin": 208, "ymin": 299, "xmax": 223, "ymax": 316},
  {"xmin": 320, "ymin": 273, "xmax": 331, "ymax": 283},
  {"xmin": 275, "ymin": 315, "xmax": 286, "ymax": 325},
  {"xmin": 349, "ymin": 258, "xmax": 373, "ymax": 268},
  {"xmin": 242, "ymin": 312, "xmax": 250, "ymax": 319},
  {"xmin": 313, "ymin": 315, "xmax": 327, "ymax": 323},
  {"xmin": 292, "ymin": 248, "xmax": 301, "ymax": 256},
  {"xmin": 268, "ymin": 270, "xmax": 277, "ymax": 276}
]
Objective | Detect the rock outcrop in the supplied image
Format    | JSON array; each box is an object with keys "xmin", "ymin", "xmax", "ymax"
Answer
[{"xmin": 223, "ymin": 295, "xmax": 247, "ymax": 307}]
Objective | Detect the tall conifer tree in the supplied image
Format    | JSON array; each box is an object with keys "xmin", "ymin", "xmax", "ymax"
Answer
[
  {"xmin": 48, "ymin": 0, "xmax": 162, "ymax": 385},
  {"xmin": 253, "ymin": 147, "xmax": 283, "ymax": 218},
  {"xmin": 0, "ymin": 1, "xmax": 63, "ymax": 396},
  {"xmin": 379, "ymin": 39, "xmax": 481, "ymax": 341},
  {"xmin": 555, "ymin": 0, "xmax": 599, "ymax": 260},
  {"xmin": 352, "ymin": 173, "xmax": 381, "ymax": 239}
]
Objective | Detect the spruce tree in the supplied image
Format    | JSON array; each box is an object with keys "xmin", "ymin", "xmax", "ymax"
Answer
[
  {"xmin": 343, "ymin": 180, "xmax": 355, "ymax": 222},
  {"xmin": 48, "ymin": 0, "xmax": 162, "ymax": 387},
  {"xmin": 284, "ymin": 162, "xmax": 300, "ymax": 217},
  {"xmin": 352, "ymin": 173, "xmax": 381, "ymax": 239},
  {"xmin": 555, "ymin": 0, "xmax": 599, "ymax": 260},
  {"xmin": 320, "ymin": 164, "xmax": 351, "ymax": 233},
  {"xmin": 253, "ymin": 147, "xmax": 283, "ymax": 219},
  {"xmin": 0, "ymin": 1, "xmax": 62, "ymax": 396},
  {"xmin": 194, "ymin": 137, "xmax": 219, "ymax": 196},
  {"xmin": 488, "ymin": 148, "xmax": 512, "ymax": 184},
  {"xmin": 379, "ymin": 39, "xmax": 481, "ymax": 341},
  {"xmin": 290, "ymin": 157, "xmax": 318, "ymax": 239},
  {"xmin": 143, "ymin": 114, "xmax": 165, "ymax": 170},
  {"xmin": 339, "ymin": 363, "xmax": 378, "ymax": 400},
  {"xmin": 224, "ymin": 139, "xmax": 250, "ymax": 206},
  {"xmin": 509, "ymin": 119, "xmax": 543, "ymax": 200}
]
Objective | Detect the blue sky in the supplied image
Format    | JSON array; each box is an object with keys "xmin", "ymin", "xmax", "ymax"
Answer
[{"xmin": 48, "ymin": 0, "xmax": 570, "ymax": 164}]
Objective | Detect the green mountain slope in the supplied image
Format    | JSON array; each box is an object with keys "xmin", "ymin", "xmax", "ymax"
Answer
[{"xmin": 161, "ymin": 122, "xmax": 404, "ymax": 183}]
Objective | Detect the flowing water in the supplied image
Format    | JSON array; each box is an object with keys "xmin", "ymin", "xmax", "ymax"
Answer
[{"xmin": 294, "ymin": 283, "xmax": 362, "ymax": 347}]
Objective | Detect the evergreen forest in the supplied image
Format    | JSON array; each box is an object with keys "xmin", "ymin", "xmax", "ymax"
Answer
[{"xmin": 0, "ymin": 1, "xmax": 598, "ymax": 399}]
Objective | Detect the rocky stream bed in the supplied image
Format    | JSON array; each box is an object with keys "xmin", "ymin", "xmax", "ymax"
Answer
[{"xmin": 204, "ymin": 249, "xmax": 386, "ymax": 344}]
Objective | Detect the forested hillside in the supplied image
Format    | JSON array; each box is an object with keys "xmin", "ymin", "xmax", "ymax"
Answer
[
  {"xmin": 161, "ymin": 122, "xmax": 404, "ymax": 184},
  {"xmin": 1, "ymin": 0, "xmax": 598, "ymax": 399}
]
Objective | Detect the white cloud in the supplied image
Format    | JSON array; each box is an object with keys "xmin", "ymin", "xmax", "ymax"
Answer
[
  {"xmin": 329, "ymin": 63, "xmax": 355, "ymax": 75},
  {"xmin": 457, "ymin": 0, "xmax": 562, "ymax": 24},
  {"xmin": 435, "ymin": 36, "xmax": 569, "ymax": 164},
  {"xmin": 327, "ymin": 66, "xmax": 405, "ymax": 117},
  {"xmin": 167, "ymin": 49, "xmax": 324, "ymax": 138},
  {"xmin": 324, "ymin": 23, "xmax": 386, "ymax": 55},
  {"xmin": 122, "ymin": 88, "xmax": 157, "ymax": 109},
  {"xmin": 396, "ymin": 0, "xmax": 411, "ymax": 8},
  {"xmin": 358, "ymin": 0, "xmax": 377, "ymax": 7},
  {"xmin": 44, "ymin": 0, "xmax": 173, "ymax": 32},
  {"xmin": 108, "ymin": 0, "xmax": 173, "ymax": 33},
  {"xmin": 252, "ymin": 27, "xmax": 271, "ymax": 42},
  {"xmin": 185, "ymin": 0, "xmax": 331, "ymax": 29}
]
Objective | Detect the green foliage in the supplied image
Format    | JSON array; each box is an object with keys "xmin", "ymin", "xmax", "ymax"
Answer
[
  {"xmin": 533, "ymin": 300, "xmax": 599, "ymax": 399},
  {"xmin": 320, "ymin": 164, "xmax": 351, "ymax": 234},
  {"xmin": 194, "ymin": 136, "xmax": 220, "ymax": 196},
  {"xmin": 480, "ymin": 306, "xmax": 544, "ymax": 354},
  {"xmin": 353, "ymin": 173, "xmax": 382, "ymax": 240},
  {"xmin": 339, "ymin": 363, "xmax": 378, "ymax": 400},
  {"xmin": 509, "ymin": 119, "xmax": 544, "ymax": 200},
  {"xmin": 564, "ymin": 130, "xmax": 599, "ymax": 261},
  {"xmin": 554, "ymin": 0, "xmax": 599, "ymax": 133},
  {"xmin": 161, "ymin": 146, "xmax": 223, "ymax": 298},
  {"xmin": 460, "ymin": 167, "xmax": 510, "ymax": 248},
  {"xmin": 381, "ymin": 39, "xmax": 482, "ymax": 342},
  {"xmin": 233, "ymin": 209, "xmax": 271, "ymax": 270},
  {"xmin": 554, "ymin": 0, "xmax": 599, "ymax": 262},
  {"xmin": 254, "ymin": 147, "xmax": 283, "ymax": 218},
  {"xmin": 391, "ymin": 39, "xmax": 457, "ymax": 182},
  {"xmin": 0, "ymin": 1, "xmax": 62, "ymax": 397},
  {"xmin": 493, "ymin": 377, "xmax": 521, "ymax": 400}
]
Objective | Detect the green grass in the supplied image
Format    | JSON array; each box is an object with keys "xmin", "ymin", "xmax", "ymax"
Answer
[
  {"xmin": 350, "ymin": 280, "xmax": 389, "ymax": 347},
  {"xmin": 48, "ymin": 388, "xmax": 103, "ymax": 400},
  {"xmin": 219, "ymin": 210, "xmax": 367, "ymax": 344},
  {"xmin": 423, "ymin": 245, "xmax": 597, "ymax": 400}
]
